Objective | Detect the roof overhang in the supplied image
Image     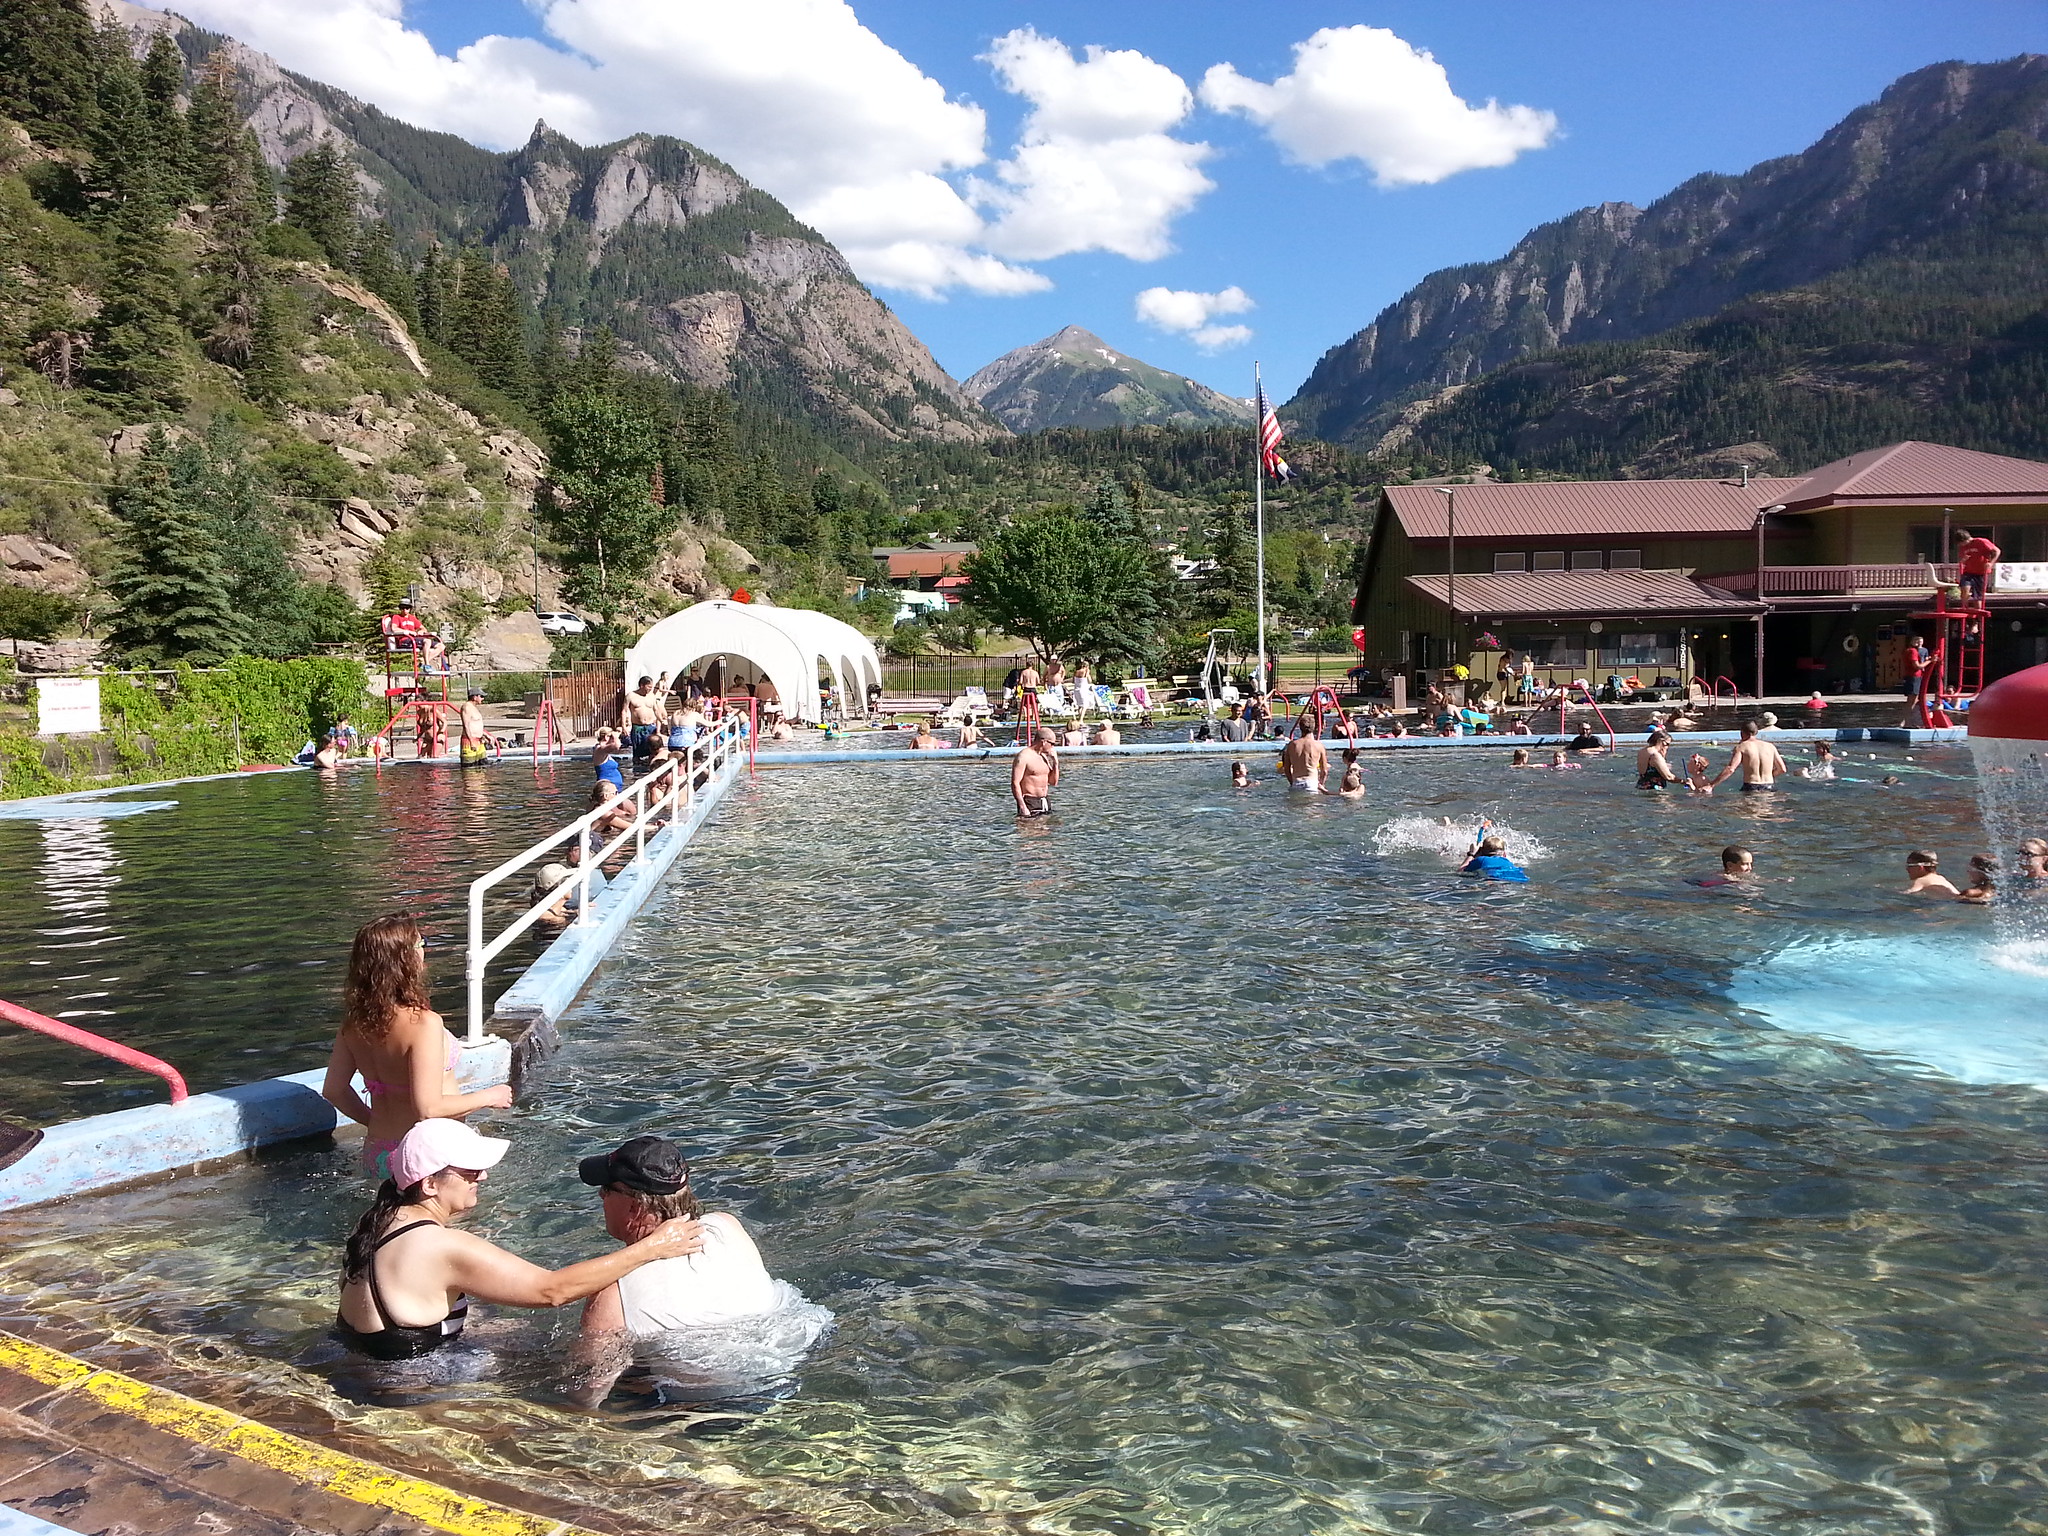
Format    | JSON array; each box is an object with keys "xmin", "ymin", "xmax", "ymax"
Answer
[{"xmin": 1405, "ymin": 571, "xmax": 1765, "ymax": 623}]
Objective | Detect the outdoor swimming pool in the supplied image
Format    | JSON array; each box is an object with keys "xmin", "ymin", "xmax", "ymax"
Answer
[
  {"xmin": 5, "ymin": 742, "xmax": 2047, "ymax": 1535},
  {"xmin": 0, "ymin": 766, "xmax": 590, "ymax": 1123}
]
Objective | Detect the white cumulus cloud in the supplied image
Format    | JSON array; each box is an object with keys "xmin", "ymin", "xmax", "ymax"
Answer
[
  {"xmin": 1200, "ymin": 26, "xmax": 1557, "ymax": 187},
  {"xmin": 145, "ymin": 0, "xmax": 1054, "ymax": 297},
  {"xmin": 970, "ymin": 28, "xmax": 1214, "ymax": 263},
  {"xmin": 1134, "ymin": 285, "xmax": 1254, "ymax": 350}
]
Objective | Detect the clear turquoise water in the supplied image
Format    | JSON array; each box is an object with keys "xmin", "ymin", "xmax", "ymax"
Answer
[{"xmin": 7, "ymin": 744, "xmax": 2048, "ymax": 1535}]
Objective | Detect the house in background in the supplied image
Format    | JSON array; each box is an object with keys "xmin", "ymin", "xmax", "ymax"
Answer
[
  {"xmin": 866, "ymin": 540, "xmax": 977, "ymax": 625},
  {"xmin": 1351, "ymin": 442, "xmax": 2048, "ymax": 695}
]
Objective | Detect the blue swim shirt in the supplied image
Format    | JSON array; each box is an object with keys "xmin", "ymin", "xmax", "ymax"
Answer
[{"xmin": 1462, "ymin": 854, "xmax": 1529, "ymax": 883}]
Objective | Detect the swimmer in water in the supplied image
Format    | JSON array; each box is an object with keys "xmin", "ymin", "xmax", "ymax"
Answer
[
  {"xmin": 957, "ymin": 719, "xmax": 983, "ymax": 747},
  {"xmin": 1635, "ymin": 730, "xmax": 1679, "ymax": 790},
  {"xmin": 1229, "ymin": 760, "xmax": 1256, "ymax": 788},
  {"xmin": 1510, "ymin": 748, "xmax": 1532, "ymax": 768},
  {"xmin": 1060, "ymin": 721, "xmax": 1089, "ymax": 748},
  {"xmin": 1337, "ymin": 763, "xmax": 1365, "ymax": 799},
  {"xmin": 1460, "ymin": 820, "xmax": 1529, "ymax": 882},
  {"xmin": 1957, "ymin": 855, "xmax": 1996, "ymax": 905},
  {"xmin": 2018, "ymin": 838, "xmax": 2048, "ymax": 878},
  {"xmin": 1685, "ymin": 753, "xmax": 1714, "ymax": 794},
  {"xmin": 1800, "ymin": 741, "xmax": 1838, "ymax": 780},
  {"xmin": 1548, "ymin": 749, "xmax": 1581, "ymax": 771},
  {"xmin": 1903, "ymin": 849, "xmax": 1959, "ymax": 895},
  {"xmin": 1689, "ymin": 844, "xmax": 1755, "ymax": 888}
]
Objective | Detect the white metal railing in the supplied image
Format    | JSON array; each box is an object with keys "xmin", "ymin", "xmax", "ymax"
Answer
[{"xmin": 463, "ymin": 713, "xmax": 749, "ymax": 1040}]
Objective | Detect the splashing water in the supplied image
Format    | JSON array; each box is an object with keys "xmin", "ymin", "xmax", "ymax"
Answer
[
  {"xmin": 1965, "ymin": 734, "xmax": 2048, "ymax": 946},
  {"xmin": 1368, "ymin": 812, "xmax": 1550, "ymax": 864}
]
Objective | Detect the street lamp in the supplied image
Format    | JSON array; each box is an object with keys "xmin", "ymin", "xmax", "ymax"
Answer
[
  {"xmin": 1755, "ymin": 502, "xmax": 1787, "ymax": 699},
  {"xmin": 1434, "ymin": 486, "xmax": 1457, "ymax": 673}
]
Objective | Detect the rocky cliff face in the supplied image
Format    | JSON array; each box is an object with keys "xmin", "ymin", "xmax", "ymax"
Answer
[
  {"xmin": 965, "ymin": 326, "xmax": 1254, "ymax": 433},
  {"xmin": 1288, "ymin": 55, "xmax": 2048, "ymax": 444},
  {"xmin": 129, "ymin": 6, "xmax": 1001, "ymax": 446}
]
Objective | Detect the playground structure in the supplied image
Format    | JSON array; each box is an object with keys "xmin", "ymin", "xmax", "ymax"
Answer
[{"xmin": 1907, "ymin": 586, "xmax": 1988, "ymax": 728}]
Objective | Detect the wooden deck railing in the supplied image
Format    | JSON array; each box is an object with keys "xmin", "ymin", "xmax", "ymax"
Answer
[{"xmin": 1703, "ymin": 563, "xmax": 1959, "ymax": 596}]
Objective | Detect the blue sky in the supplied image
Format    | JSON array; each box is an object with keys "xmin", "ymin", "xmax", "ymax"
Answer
[{"xmin": 185, "ymin": 0, "xmax": 2047, "ymax": 401}]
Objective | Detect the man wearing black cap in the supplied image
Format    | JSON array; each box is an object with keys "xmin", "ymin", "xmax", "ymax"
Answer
[
  {"xmin": 570, "ymin": 1136, "xmax": 787, "ymax": 1405},
  {"xmin": 459, "ymin": 687, "xmax": 491, "ymax": 766}
]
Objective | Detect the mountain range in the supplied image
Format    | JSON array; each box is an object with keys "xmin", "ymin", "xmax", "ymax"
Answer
[
  {"xmin": 127, "ymin": 1, "xmax": 1000, "ymax": 448},
  {"xmin": 963, "ymin": 326, "xmax": 1253, "ymax": 433},
  {"xmin": 1284, "ymin": 55, "xmax": 2048, "ymax": 475}
]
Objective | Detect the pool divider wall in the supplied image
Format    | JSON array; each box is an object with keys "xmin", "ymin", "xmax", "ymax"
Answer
[{"xmin": 0, "ymin": 752, "xmax": 751, "ymax": 1213}]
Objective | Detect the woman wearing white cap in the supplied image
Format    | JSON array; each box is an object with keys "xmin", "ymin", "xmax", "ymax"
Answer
[{"xmin": 336, "ymin": 1119, "xmax": 703, "ymax": 1362}]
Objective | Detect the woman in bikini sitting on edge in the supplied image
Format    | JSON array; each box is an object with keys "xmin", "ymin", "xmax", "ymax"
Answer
[{"xmin": 324, "ymin": 914, "xmax": 513, "ymax": 1181}]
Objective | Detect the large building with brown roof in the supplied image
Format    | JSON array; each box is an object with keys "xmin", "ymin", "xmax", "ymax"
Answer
[{"xmin": 1352, "ymin": 441, "xmax": 2048, "ymax": 694}]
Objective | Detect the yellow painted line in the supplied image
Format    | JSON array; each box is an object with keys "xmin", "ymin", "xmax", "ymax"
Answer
[{"xmin": 0, "ymin": 1331, "xmax": 605, "ymax": 1536}]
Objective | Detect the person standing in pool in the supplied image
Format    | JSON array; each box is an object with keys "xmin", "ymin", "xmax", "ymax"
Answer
[
  {"xmin": 459, "ymin": 689, "xmax": 490, "ymax": 766},
  {"xmin": 323, "ymin": 914, "xmax": 513, "ymax": 1179},
  {"xmin": 1903, "ymin": 850, "xmax": 1960, "ymax": 895},
  {"xmin": 337, "ymin": 1120, "xmax": 703, "ymax": 1365},
  {"xmin": 1278, "ymin": 721, "xmax": 1328, "ymax": 791},
  {"xmin": 1013, "ymin": 727, "xmax": 1059, "ymax": 817},
  {"xmin": 1710, "ymin": 721, "xmax": 1786, "ymax": 793},
  {"xmin": 620, "ymin": 674, "xmax": 670, "ymax": 765},
  {"xmin": 1636, "ymin": 730, "xmax": 1679, "ymax": 789}
]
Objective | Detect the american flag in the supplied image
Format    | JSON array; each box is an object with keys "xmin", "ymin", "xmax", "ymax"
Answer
[{"xmin": 1256, "ymin": 385, "xmax": 1293, "ymax": 482}]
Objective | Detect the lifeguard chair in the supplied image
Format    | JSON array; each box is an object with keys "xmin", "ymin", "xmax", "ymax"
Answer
[
  {"xmin": 373, "ymin": 598, "xmax": 461, "ymax": 759},
  {"xmin": 1907, "ymin": 585, "xmax": 1988, "ymax": 728}
]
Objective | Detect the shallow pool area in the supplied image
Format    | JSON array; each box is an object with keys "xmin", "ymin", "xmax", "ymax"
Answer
[{"xmin": 7, "ymin": 741, "xmax": 2048, "ymax": 1534}]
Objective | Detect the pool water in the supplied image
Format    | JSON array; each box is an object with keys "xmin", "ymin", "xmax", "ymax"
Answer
[
  {"xmin": 8, "ymin": 742, "xmax": 2048, "ymax": 1535},
  {"xmin": 0, "ymin": 766, "xmax": 591, "ymax": 1123}
]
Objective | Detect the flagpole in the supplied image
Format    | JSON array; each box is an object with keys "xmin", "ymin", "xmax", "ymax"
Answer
[{"xmin": 1254, "ymin": 361, "xmax": 1267, "ymax": 706}]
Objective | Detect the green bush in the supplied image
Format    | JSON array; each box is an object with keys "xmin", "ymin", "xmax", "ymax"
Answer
[
  {"xmin": 261, "ymin": 225, "xmax": 325, "ymax": 261},
  {"xmin": 481, "ymin": 671, "xmax": 544, "ymax": 704},
  {"xmin": 0, "ymin": 585, "xmax": 77, "ymax": 641}
]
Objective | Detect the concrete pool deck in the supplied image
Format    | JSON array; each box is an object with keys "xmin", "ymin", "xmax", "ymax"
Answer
[{"xmin": 0, "ymin": 1328, "xmax": 671, "ymax": 1536}]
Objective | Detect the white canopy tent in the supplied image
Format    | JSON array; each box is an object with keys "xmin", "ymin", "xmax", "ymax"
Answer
[{"xmin": 622, "ymin": 601, "xmax": 882, "ymax": 724}]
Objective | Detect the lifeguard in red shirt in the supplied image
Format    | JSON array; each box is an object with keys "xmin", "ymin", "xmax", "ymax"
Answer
[
  {"xmin": 1955, "ymin": 529, "xmax": 2001, "ymax": 604},
  {"xmin": 380, "ymin": 598, "xmax": 446, "ymax": 678}
]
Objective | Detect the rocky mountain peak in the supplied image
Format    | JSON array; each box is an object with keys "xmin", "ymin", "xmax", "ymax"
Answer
[
  {"xmin": 966, "ymin": 328, "xmax": 1252, "ymax": 433},
  {"xmin": 1287, "ymin": 54, "xmax": 2048, "ymax": 444}
]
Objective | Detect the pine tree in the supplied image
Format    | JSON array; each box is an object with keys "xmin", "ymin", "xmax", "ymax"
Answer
[
  {"xmin": 86, "ymin": 164, "xmax": 186, "ymax": 409},
  {"xmin": 243, "ymin": 283, "xmax": 296, "ymax": 405},
  {"xmin": 352, "ymin": 220, "xmax": 419, "ymax": 331},
  {"xmin": 415, "ymin": 242, "xmax": 447, "ymax": 344},
  {"xmin": 0, "ymin": 0, "xmax": 101, "ymax": 149},
  {"xmin": 195, "ymin": 420, "xmax": 305, "ymax": 655},
  {"xmin": 85, "ymin": 22, "xmax": 154, "ymax": 208},
  {"xmin": 449, "ymin": 246, "xmax": 532, "ymax": 400},
  {"xmin": 185, "ymin": 52, "xmax": 242, "ymax": 206},
  {"xmin": 282, "ymin": 139, "xmax": 355, "ymax": 266},
  {"xmin": 197, "ymin": 133, "xmax": 266, "ymax": 367},
  {"xmin": 138, "ymin": 29, "xmax": 189, "ymax": 203},
  {"xmin": 104, "ymin": 431, "xmax": 246, "ymax": 664}
]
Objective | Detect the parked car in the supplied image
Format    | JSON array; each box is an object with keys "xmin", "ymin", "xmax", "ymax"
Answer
[{"xmin": 534, "ymin": 610, "xmax": 586, "ymax": 635}]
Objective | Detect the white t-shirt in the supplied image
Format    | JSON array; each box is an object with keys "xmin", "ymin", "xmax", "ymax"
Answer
[{"xmin": 615, "ymin": 1213, "xmax": 778, "ymax": 1333}]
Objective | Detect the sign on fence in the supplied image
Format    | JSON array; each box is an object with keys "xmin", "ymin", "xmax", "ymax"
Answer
[
  {"xmin": 1996, "ymin": 563, "xmax": 2048, "ymax": 593},
  {"xmin": 37, "ymin": 677, "xmax": 101, "ymax": 735}
]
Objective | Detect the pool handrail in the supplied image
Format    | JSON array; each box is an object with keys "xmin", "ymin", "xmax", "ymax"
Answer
[
  {"xmin": 0, "ymin": 997, "xmax": 189, "ymax": 1104},
  {"xmin": 462, "ymin": 712, "xmax": 748, "ymax": 1040}
]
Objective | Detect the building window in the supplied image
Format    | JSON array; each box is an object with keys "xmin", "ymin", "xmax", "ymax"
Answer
[
  {"xmin": 1597, "ymin": 631, "xmax": 1679, "ymax": 667},
  {"xmin": 1504, "ymin": 633, "xmax": 1589, "ymax": 666},
  {"xmin": 1609, "ymin": 549, "xmax": 1642, "ymax": 568},
  {"xmin": 1570, "ymin": 550, "xmax": 1603, "ymax": 570},
  {"xmin": 1533, "ymin": 551, "xmax": 1566, "ymax": 571},
  {"xmin": 1493, "ymin": 552, "xmax": 1527, "ymax": 573}
]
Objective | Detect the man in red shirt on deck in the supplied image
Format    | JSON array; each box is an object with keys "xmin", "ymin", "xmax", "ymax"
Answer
[{"xmin": 1955, "ymin": 529, "xmax": 2001, "ymax": 604}]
